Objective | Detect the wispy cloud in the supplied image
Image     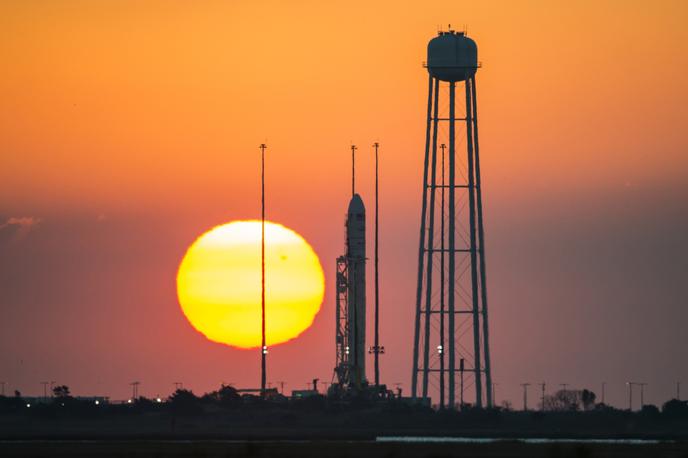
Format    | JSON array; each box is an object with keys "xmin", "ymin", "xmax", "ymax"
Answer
[{"xmin": 0, "ymin": 216, "xmax": 42, "ymax": 242}]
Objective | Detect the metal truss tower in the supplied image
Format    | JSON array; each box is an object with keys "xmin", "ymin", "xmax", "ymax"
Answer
[{"xmin": 411, "ymin": 30, "xmax": 493, "ymax": 409}]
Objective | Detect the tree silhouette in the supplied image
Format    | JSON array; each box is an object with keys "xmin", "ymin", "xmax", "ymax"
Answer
[
  {"xmin": 662, "ymin": 399, "xmax": 688, "ymax": 418},
  {"xmin": 581, "ymin": 389, "xmax": 596, "ymax": 410},
  {"xmin": 202, "ymin": 384, "xmax": 241, "ymax": 405},
  {"xmin": 53, "ymin": 385, "xmax": 71, "ymax": 398}
]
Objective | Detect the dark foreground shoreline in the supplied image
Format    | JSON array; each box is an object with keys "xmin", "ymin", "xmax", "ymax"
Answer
[
  {"xmin": 1, "ymin": 439, "xmax": 688, "ymax": 458},
  {"xmin": 2, "ymin": 400, "xmax": 688, "ymax": 456}
]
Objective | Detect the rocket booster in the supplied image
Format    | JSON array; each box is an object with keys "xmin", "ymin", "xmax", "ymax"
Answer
[{"xmin": 346, "ymin": 193, "xmax": 366, "ymax": 387}]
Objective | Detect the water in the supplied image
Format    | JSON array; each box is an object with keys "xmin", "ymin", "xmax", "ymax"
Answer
[{"xmin": 376, "ymin": 436, "xmax": 668, "ymax": 445}]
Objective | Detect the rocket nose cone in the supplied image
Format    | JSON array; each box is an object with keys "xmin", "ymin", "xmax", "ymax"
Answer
[{"xmin": 348, "ymin": 193, "xmax": 365, "ymax": 214}]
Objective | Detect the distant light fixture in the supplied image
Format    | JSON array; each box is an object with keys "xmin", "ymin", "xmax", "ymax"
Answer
[
  {"xmin": 156, "ymin": 397, "xmax": 162, "ymax": 403},
  {"xmin": 127, "ymin": 399, "xmax": 132, "ymax": 404},
  {"xmin": 95, "ymin": 400, "xmax": 100, "ymax": 405},
  {"xmin": 26, "ymin": 403, "xmax": 31, "ymax": 408}
]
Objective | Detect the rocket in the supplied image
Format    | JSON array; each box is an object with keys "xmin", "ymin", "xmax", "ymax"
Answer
[{"xmin": 346, "ymin": 193, "xmax": 366, "ymax": 387}]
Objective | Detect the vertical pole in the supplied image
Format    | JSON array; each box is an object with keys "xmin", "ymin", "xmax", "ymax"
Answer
[
  {"xmin": 335, "ymin": 259, "xmax": 341, "ymax": 382},
  {"xmin": 422, "ymin": 78, "xmax": 440, "ymax": 399},
  {"xmin": 540, "ymin": 382, "xmax": 546, "ymax": 411},
  {"xmin": 471, "ymin": 76, "xmax": 492, "ymax": 407},
  {"xmin": 640, "ymin": 383, "xmax": 645, "ymax": 408},
  {"xmin": 465, "ymin": 76, "xmax": 483, "ymax": 407},
  {"xmin": 447, "ymin": 80, "xmax": 457, "ymax": 409},
  {"xmin": 602, "ymin": 382, "xmax": 606, "ymax": 404},
  {"xmin": 521, "ymin": 383, "xmax": 529, "ymax": 411},
  {"xmin": 412, "ymin": 75, "xmax": 434, "ymax": 398},
  {"xmin": 439, "ymin": 143, "xmax": 446, "ymax": 409},
  {"xmin": 628, "ymin": 382, "xmax": 633, "ymax": 410},
  {"xmin": 460, "ymin": 358, "xmax": 465, "ymax": 409},
  {"xmin": 677, "ymin": 381, "xmax": 681, "ymax": 400},
  {"xmin": 350, "ymin": 251, "xmax": 358, "ymax": 388},
  {"xmin": 374, "ymin": 142, "xmax": 380, "ymax": 388},
  {"xmin": 351, "ymin": 145, "xmax": 357, "ymax": 197},
  {"xmin": 260, "ymin": 143, "xmax": 267, "ymax": 396}
]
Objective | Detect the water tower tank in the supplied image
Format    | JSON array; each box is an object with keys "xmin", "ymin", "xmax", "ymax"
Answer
[{"xmin": 427, "ymin": 31, "xmax": 478, "ymax": 82}]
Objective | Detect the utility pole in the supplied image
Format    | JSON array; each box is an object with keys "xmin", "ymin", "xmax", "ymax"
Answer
[
  {"xmin": 40, "ymin": 381, "xmax": 49, "ymax": 399},
  {"xmin": 539, "ymin": 382, "xmax": 546, "ymax": 411},
  {"xmin": 130, "ymin": 381, "xmax": 140, "ymax": 400},
  {"xmin": 260, "ymin": 143, "xmax": 268, "ymax": 396},
  {"xmin": 275, "ymin": 381, "xmax": 285, "ymax": 394},
  {"xmin": 521, "ymin": 383, "xmax": 531, "ymax": 411},
  {"xmin": 627, "ymin": 382, "xmax": 634, "ymax": 411},
  {"xmin": 639, "ymin": 383, "xmax": 647, "ymax": 408},
  {"xmin": 601, "ymin": 382, "xmax": 606, "ymax": 404},
  {"xmin": 373, "ymin": 141, "xmax": 381, "ymax": 388}
]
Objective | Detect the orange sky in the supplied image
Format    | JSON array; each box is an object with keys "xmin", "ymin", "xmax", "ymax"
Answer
[{"xmin": 1, "ymin": 1, "xmax": 687, "ymax": 407}]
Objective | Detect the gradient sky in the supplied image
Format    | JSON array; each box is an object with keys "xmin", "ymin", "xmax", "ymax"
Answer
[{"xmin": 1, "ymin": 0, "xmax": 687, "ymax": 408}]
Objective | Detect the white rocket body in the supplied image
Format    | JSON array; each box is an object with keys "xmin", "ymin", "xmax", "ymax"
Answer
[{"xmin": 346, "ymin": 193, "xmax": 366, "ymax": 387}]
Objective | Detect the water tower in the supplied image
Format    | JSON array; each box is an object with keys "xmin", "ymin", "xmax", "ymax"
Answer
[{"xmin": 411, "ymin": 30, "xmax": 493, "ymax": 408}]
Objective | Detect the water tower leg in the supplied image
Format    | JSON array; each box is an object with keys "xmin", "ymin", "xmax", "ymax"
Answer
[
  {"xmin": 412, "ymin": 74, "xmax": 435, "ymax": 399},
  {"xmin": 447, "ymin": 80, "xmax": 457, "ymax": 409}
]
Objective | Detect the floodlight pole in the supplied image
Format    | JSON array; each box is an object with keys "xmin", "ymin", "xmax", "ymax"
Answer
[
  {"xmin": 373, "ymin": 142, "xmax": 381, "ymax": 388},
  {"xmin": 260, "ymin": 143, "xmax": 267, "ymax": 396}
]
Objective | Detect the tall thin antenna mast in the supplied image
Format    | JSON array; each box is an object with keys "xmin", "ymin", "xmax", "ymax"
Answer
[
  {"xmin": 260, "ymin": 143, "xmax": 268, "ymax": 396},
  {"xmin": 373, "ymin": 141, "xmax": 381, "ymax": 388},
  {"xmin": 351, "ymin": 144, "xmax": 357, "ymax": 196}
]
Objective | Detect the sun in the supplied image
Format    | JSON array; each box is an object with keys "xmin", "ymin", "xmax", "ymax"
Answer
[{"xmin": 176, "ymin": 220, "xmax": 325, "ymax": 349}]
